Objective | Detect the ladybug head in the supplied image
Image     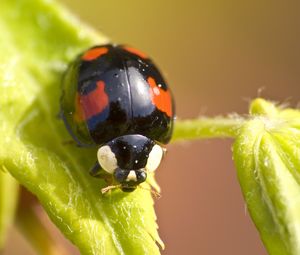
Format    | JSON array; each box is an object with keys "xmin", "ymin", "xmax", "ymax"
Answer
[{"xmin": 97, "ymin": 134, "xmax": 165, "ymax": 192}]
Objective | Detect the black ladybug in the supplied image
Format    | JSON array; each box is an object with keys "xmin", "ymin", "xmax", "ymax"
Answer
[{"xmin": 61, "ymin": 44, "xmax": 175, "ymax": 193}]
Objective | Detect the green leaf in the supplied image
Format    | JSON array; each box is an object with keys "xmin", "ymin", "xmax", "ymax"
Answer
[
  {"xmin": 234, "ymin": 98, "xmax": 300, "ymax": 255},
  {"xmin": 0, "ymin": 170, "xmax": 19, "ymax": 250},
  {"xmin": 0, "ymin": 0, "xmax": 163, "ymax": 254}
]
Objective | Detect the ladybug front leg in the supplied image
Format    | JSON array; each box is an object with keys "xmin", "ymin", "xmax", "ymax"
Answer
[
  {"xmin": 89, "ymin": 162, "xmax": 113, "ymax": 183},
  {"xmin": 89, "ymin": 162, "xmax": 103, "ymax": 177}
]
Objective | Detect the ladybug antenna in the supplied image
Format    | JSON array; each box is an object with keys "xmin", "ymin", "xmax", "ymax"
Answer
[
  {"xmin": 101, "ymin": 184, "xmax": 121, "ymax": 194},
  {"xmin": 138, "ymin": 185, "xmax": 161, "ymax": 199}
]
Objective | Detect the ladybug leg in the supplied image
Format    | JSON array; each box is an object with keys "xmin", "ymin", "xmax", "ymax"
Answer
[
  {"xmin": 90, "ymin": 162, "xmax": 115, "ymax": 191},
  {"xmin": 62, "ymin": 140, "xmax": 76, "ymax": 146},
  {"xmin": 89, "ymin": 162, "xmax": 102, "ymax": 177},
  {"xmin": 62, "ymin": 139, "xmax": 96, "ymax": 148},
  {"xmin": 89, "ymin": 162, "xmax": 113, "ymax": 181},
  {"xmin": 56, "ymin": 110, "xmax": 64, "ymax": 119}
]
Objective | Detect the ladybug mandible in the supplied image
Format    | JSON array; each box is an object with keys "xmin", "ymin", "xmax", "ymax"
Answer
[{"xmin": 61, "ymin": 44, "xmax": 175, "ymax": 193}]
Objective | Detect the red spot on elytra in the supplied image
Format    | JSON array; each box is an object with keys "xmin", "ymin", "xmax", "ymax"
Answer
[
  {"xmin": 148, "ymin": 77, "xmax": 172, "ymax": 117},
  {"xmin": 82, "ymin": 47, "xmax": 108, "ymax": 61},
  {"xmin": 123, "ymin": 46, "xmax": 148, "ymax": 59},
  {"xmin": 75, "ymin": 81, "xmax": 109, "ymax": 121}
]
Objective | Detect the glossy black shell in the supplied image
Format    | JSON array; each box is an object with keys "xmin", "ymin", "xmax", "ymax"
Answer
[{"xmin": 61, "ymin": 44, "xmax": 175, "ymax": 147}]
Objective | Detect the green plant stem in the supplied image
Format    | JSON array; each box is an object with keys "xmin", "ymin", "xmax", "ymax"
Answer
[
  {"xmin": 0, "ymin": 170, "xmax": 19, "ymax": 250},
  {"xmin": 172, "ymin": 117, "xmax": 244, "ymax": 141},
  {"xmin": 16, "ymin": 189, "xmax": 69, "ymax": 255}
]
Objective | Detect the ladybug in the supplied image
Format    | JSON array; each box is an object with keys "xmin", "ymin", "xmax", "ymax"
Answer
[{"xmin": 61, "ymin": 44, "xmax": 175, "ymax": 193}]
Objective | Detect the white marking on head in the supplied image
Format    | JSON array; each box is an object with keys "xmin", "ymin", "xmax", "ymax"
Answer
[
  {"xmin": 146, "ymin": 144, "xmax": 164, "ymax": 172},
  {"xmin": 97, "ymin": 145, "xmax": 118, "ymax": 174},
  {"xmin": 126, "ymin": 170, "xmax": 137, "ymax": 182}
]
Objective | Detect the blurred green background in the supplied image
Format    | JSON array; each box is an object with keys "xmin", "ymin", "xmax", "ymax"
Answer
[{"xmin": 4, "ymin": 0, "xmax": 300, "ymax": 254}]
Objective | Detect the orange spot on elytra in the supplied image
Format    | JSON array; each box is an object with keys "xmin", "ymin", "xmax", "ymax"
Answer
[
  {"xmin": 75, "ymin": 81, "xmax": 109, "ymax": 121},
  {"xmin": 148, "ymin": 77, "xmax": 172, "ymax": 117},
  {"xmin": 123, "ymin": 46, "xmax": 148, "ymax": 59},
  {"xmin": 82, "ymin": 47, "xmax": 108, "ymax": 61}
]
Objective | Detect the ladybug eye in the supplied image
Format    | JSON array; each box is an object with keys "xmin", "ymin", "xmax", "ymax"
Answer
[
  {"xmin": 97, "ymin": 146, "xmax": 118, "ymax": 174},
  {"xmin": 145, "ymin": 145, "xmax": 164, "ymax": 172}
]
